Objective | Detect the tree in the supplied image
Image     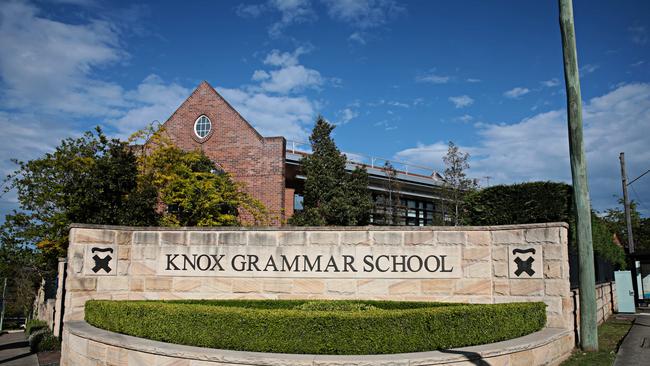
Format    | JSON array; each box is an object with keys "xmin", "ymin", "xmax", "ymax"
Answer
[
  {"xmin": 132, "ymin": 125, "xmax": 269, "ymax": 226},
  {"xmin": 289, "ymin": 117, "xmax": 372, "ymax": 226},
  {"xmin": 603, "ymin": 200, "xmax": 650, "ymax": 252},
  {"xmin": 3, "ymin": 127, "xmax": 159, "ymax": 269},
  {"xmin": 376, "ymin": 161, "xmax": 404, "ymax": 225},
  {"xmin": 442, "ymin": 141, "xmax": 477, "ymax": 226}
]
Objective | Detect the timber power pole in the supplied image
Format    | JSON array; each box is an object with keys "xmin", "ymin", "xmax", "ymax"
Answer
[
  {"xmin": 619, "ymin": 153, "xmax": 635, "ymax": 254},
  {"xmin": 559, "ymin": 0, "xmax": 598, "ymax": 351}
]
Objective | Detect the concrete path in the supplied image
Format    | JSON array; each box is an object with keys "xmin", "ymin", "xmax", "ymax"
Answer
[
  {"xmin": 0, "ymin": 331, "xmax": 39, "ymax": 366},
  {"xmin": 614, "ymin": 313, "xmax": 650, "ymax": 366}
]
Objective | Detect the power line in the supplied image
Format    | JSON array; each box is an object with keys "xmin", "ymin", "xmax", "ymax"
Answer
[
  {"xmin": 628, "ymin": 168, "xmax": 650, "ymax": 186},
  {"xmin": 630, "ymin": 184, "xmax": 647, "ymax": 211}
]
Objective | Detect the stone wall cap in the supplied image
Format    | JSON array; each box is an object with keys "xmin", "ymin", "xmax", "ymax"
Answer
[
  {"xmin": 69, "ymin": 222, "xmax": 569, "ymax": 232},
  {"xmin": 65, "ymin": 321, "xmax": 571, "ymax": 365}
]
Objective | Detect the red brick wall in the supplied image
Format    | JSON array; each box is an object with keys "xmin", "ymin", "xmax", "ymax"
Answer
[
  {"xmin": 162, "ymin": 81, "xmax": 286, "ymax": 225},
  {"xmin": 284, "ymin": 188, "xmax": 295, "ymax": 219}
]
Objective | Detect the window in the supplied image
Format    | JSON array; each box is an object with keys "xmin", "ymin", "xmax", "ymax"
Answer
[
  {"xmin": 294, "ymin": 194, "xmax": 304, "ymax": 211},
  {"xmin": 194, "ymin": 115, "xmax": 212, "ymax": 138}
]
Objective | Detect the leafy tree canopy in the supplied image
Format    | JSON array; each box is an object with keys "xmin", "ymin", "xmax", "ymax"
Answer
[
  {"xmin": 289, "ymin": 117, "xmax": 372, "ymax": 226},
  {"xmin": 442, "ymin": 141, "xmax": 477, "ymax": 226},
  {"xmin": 132, "ymin": 125, "xmax": 269, "ymax": 227},
  {"xmin": 602, "ymin": 200, "xmax": 650, "ymax": 253},
  {"xmin": 2, "ymin": 127, "xmax": 159, "ymax": 269}
]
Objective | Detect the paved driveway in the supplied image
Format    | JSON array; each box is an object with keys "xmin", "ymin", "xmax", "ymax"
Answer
[{"xmin": 0, "ymin": 331, "xmax": 39, "ymax": 366}]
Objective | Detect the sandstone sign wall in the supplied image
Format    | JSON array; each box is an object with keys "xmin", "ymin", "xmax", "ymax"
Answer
[{"xmin": 63, "ymin": 222, "xmax": 572, "ymax": 330}]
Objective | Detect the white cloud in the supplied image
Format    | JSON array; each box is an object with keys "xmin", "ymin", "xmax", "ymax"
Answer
[
  {"xmin": 348, "ymin": 32, "xmax": 366, "ymax": 45},
  {"xmin": 336, "ymin": 107, "xmax": 359, "ymax": 125},
  {"xmin": 388, "ymin": 101, "xmax": 409, "ymax": 108},
  {"xmin": 466, "ymin": 78, "xmax": 481, "ymax": 83},
  {"xmin": 629, "ymin": 26, "xmax": 648, "ymax": 45},
  {"xmin": 416, "ymin": 71, "xmax": 450, "ymax": 84},
  {"xmin": 541, "ymin": 78, "xmax": 560, "ymax": 87},
  {"xmin": 251, "ymin": 47, "xmax": 325, "ymax": 94},
  {"xmin": 322, "ymin": 0, "xmax": 405, "ymax": 29},
  {"xmin": 263, "ymin": 47, "xmax": 310, "ymax": 67},
  {"xmin": 503, "ymin": 87, "xmax": 530, "ymax": 99},
  {"xmin": 448, "ymin": 95, "xmax": 474, "ymax": 108},
  {"xmin": 219, "ymin": 87, "xmax": 314, "ymax": 140},
  {"xmin": 395, "ymin": 83, "xmax": 650, "ymax": 214},
  {"xmin": 268, "ymin": 0, "xmax": 316, "ymax": 38},
  {"xmin": 457, "ymin": 114, "xmax": 473, "ymax": 123},
  {"xmin": 580, "ymin": 64, "xmax": 600, "ymax": 75},
  {"xmin": 235, "ymin": 0, "xmax": 316, "ymax": 38}
]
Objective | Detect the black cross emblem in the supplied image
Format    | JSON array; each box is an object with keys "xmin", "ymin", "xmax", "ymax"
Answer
[
  {"xmin": 513, "ymin": 248, "xmax": 536, "ymax": 277},
  {"xmin": 91, "ymin": 247, "xmax": 114, "ymax": 273}
]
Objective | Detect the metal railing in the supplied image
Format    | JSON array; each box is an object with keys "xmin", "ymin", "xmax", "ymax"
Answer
[{"xmin": 286, "ymin": 140, "xmax": 440, "ymax": 178}]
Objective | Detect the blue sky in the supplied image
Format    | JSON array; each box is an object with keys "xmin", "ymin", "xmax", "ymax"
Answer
[{"xmin": 0, "ymin": 0, "xmax": 649, "ymax": 219}]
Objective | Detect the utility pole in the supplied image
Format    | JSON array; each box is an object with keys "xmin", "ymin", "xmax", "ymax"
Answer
[
  {"xmin": 559, "ymin": 0, "xmax": 598, "ymax": 351},
  {"xmin": 619, "ymin": 153, "xmax": 635, "ymax": 253},
  {"xmin": 620, "ymin": 152, "xmax": 639, "ymax": 307},
  {"xmin": 0, "ymin": 278, "xmax": 6, "ymax": 332}
]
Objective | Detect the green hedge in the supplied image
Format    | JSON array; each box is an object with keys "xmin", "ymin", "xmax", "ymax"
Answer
[
  {"xmin": 25, "ymin": 319, "xmax": 48, "ymax": 336},
  {"xmin": 85, "ymin": 299, "xmax": 546, "ymax": 355}
]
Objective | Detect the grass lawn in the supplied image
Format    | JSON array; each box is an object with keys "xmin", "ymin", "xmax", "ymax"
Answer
[{"xmin": 561, "ymin": 316, "xmax": 633, "ymax": 366}]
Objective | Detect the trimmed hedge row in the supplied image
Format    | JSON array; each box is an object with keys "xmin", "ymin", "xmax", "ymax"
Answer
[{"xmin": 85, "ymin": 299, "xmax": 546, "ymax": 355}]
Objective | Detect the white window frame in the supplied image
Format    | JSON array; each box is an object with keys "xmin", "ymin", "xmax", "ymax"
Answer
[{"xmin": 193, "ymin": 115, "xmax": 212, "ymax": 139}]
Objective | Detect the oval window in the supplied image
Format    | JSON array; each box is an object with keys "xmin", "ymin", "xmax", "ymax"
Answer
[{"xmin": 194, "ymin": 115, "xmax": 212, "ymax": 138}]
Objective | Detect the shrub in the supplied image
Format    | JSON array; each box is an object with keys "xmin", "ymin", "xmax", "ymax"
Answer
[
  {"xmin": 85, "ymin": 299, "xmax": 546, "ymax": 355},
  {"xmin": 25, "ymin": 319, "xmax": 48, "ymax": 336},
  {"xmin": 28, "ymin": 328, "xmax": 60, "ymax": 352}
]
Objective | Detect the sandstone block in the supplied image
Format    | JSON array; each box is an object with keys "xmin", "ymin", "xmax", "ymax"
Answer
[
  {"xmin": 492, "ymin": 246, "xmax": 508, "ymax": 261},
  {"xmin": 326, "ymin": 280, "xmax": 356, "ymax": 294},
  {"xmin": 545, "ymin": 279, "xmax": 570, "ymax": 296},
  {"xmin": 133, "ymin": 231, "xmax": 159, "ymax": 245},
  {"xmin": 145, "ymin": 277, "xmax": 172, "ymax": 291},
  {"xmin": 263, "ymin": 279, "xmax": 293, "ymax": 293},
  {"xmin": 371, "ymin": 231, "xmax": 403, "ymax": 246},
  {"xmin": 544, "ymin": 261, "xmax": 563, "ymax": 279},
  {"xmin": 357, "ymin": 279, "xmax": 388, "ymax": 295},
  {"xmin": 97, "ymin": 277, "xmax": 129, "ymax": 291},
  {"xmin": 493, "ymin": 280, "xmax": 510, "ymax": 295},
  {"xmin": 388, "ymin": 280, "xmax": 419, "ymax": 295},
  {"xmin": 106, "ymin": 345, "xmax": 128, "ymax": 366},
  {"xmin": 128, "ymin": 351, "xmax": 156, "ymax": 366},
  {"xmin": 68, "ymin": 278, "xmax": 96, "ymax": 291},
  {"xmin": 463, "ymin": 246, "xmax": 491, "ymax": 261},
  {"xmin": 455, "ymin": 279, "xmax": 491, "ymax": 295},
  {"xmin": 173, "ymin": 278, "xmax": 202, "ymax": 292},
  {"xmin": 340, "ymin": 231, "xmax": 369, "ymax": 245},
  {"xmin": 202, "ymin": 278, "xmax": 232, "ymax": 292},
  {"xmin": 309, "ymin": 232, "xmax": 339, "ymax": 245},
  {"xmin": 294, "ymin": 279, "xmax": 326, "ymax": 294},
  {"xmin": 467, "ymin": 231, "xmax": 491, "ymax": 246},
  {"xmin": 463, "ymin": 261, "xmax": 491, "ymax": 278},
  {"xmin": 118, "ymin": 246, "xmax": 130, "ymax": 260},
  {"xmin": 188, "ymin": 232, "xmax": 218, "ymax": 245},
  {"xmin": 543, "ymin": 245, "xmax": 563, "ymax": 260},
  {"xmin": 278, "ymin": 231, "xmax": 307, "ymax": 245},
  {"xmin": 86, "ymin": 340, "xmax": 106, "ymax": 361},
  {"xmin": 156, "ymin": 355, "xmax": 191, "ymax": 366},
  {"xmin": 75, "ymin": 229, "xmax": 114, "ymax": 244},
  {"xmin": 421, "ymin": 279, "xmax": 455, "ymax": 294},
  {"xmin": 509, "ymin": 279, "xmax": 544, "ymax": 296},
  {"xmin": 493, "ymin": 261, "xmax": 508, "ymax": 278},
  {"xmin": 248, "ymin": 232, "xmax": 277, "ymax": 246},
  {"xmin": 525, "ymin": 227, "xmax": 560, "ymax": 244},
  {"xmin": 219, "ymin": 232, "xmax": 246, "ymax": 245},
  {"xmin": 492, "ymin": 230, "xmax": 524, "ymax": 245},
  {"xmin": 130, "ymin": 278, "xmax": 144, "ymax": 292},
  {"xmin": 436, "ymin": 231, "xmax": 466, "ymax": 245},
  {"xmin": 130, "ymin": 261, "xmax": 156, "ymax": 275},
  {"xmin": 404, "ymin": 231, "xmax": 434, "ymax": 245},
  {"xmin": 115, "ymin": 231, "xmax": 132, "ymax": 246},
  {"xmin": 232, "ymin": 279, "xmax": 261, "ymax": 293},
  {"xmin": 161, "ymin": 232, "xmax": 185, "ymax": 246}
]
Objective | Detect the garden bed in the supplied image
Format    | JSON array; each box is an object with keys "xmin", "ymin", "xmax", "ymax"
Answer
[{"xmin": 85, "ymin": 299, "xmax": 546, "ymax": 355}]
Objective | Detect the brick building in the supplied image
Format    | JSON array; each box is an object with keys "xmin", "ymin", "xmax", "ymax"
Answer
[{"xmin": 162, "ymin": 81, "xmax": 446, "ymax": 225}]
